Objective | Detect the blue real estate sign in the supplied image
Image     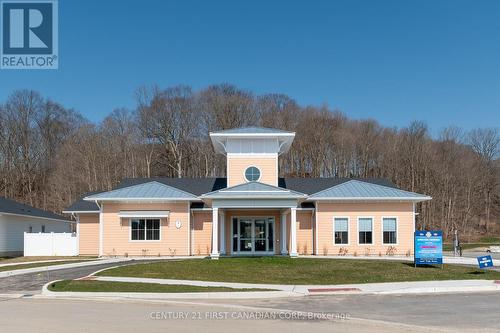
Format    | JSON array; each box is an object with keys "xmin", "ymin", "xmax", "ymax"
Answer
[
  {"xmin": 414, "ymin": 231, "xmax": 443, "ymax": 265},
  {"xmin": 477, "ymin": 255, "xmax": 493, "ymax": 269}
]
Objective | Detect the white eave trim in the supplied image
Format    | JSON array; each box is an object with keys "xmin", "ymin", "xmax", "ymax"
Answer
[
  {"xmin": 202, "ymin": 195, "xmax": 306, "ymax": 199},
  {"xmin": 309, "ymin": 196, "xmax": 432, "ymax": 202},
  {"xmin": 83, "ymin": 197, "xmax": 199, "ymax": 202},
  {"xmin": 118, "ymin": 210, "xmax": 170, "ymax": 218},
  {"xmin": 209, "ymin": 132, "xmax": 295, "ymax": 137},
  {"xmin": 62, "ymin": 210, "xmax": 100, "ymax": 214},
  {"xmin": 0, "ymin": 212, "xmax": 74, "ymax": 223}
]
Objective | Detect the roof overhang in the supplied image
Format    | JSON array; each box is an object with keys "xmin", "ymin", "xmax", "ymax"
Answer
[
  {"xmin": 310, "ymin": 196, "xmax": 432, "ymax": 202},
  {"xmin": 62, "ymin": 210, "xmax": 100, "ymax": 214},
  {"xmin": 83, "ymin": 198, "xmax": 200, "ymax": 202},
  {"xmin": 211, "ymin": 198, "xmax": 299, "ymax": 209},
  {"xmin": 0, "ymin": 212, "xmax": 73, "ymax": 223},
  {"xmin": 118, "ymin": 210, "xmax": 170, "ymax": 218},
  {"xmin": 209, "ymin": 132, "xmax": 295, "ymax": 155}
]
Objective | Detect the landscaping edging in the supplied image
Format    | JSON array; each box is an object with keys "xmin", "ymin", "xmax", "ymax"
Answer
[{"xmin": 41, "ymin": 280, "xmax": 300, "ymax": 299}]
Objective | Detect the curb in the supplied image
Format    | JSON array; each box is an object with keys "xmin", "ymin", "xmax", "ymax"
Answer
[{"xmin": 41, "ymin": 280, "xmax": 302, "ymax": 300}]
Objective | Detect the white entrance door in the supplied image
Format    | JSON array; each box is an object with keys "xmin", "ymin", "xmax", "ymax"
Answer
[{"xmin": 232, "ymin": 217, "xmax": 275, "ymax": 255}]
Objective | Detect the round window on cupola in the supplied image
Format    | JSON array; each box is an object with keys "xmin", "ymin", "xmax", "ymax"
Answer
[{"xmin": 244, "ymin": 166, "xmax": 261, "ymax": 182}]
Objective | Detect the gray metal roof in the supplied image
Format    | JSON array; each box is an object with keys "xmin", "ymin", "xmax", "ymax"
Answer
[
  {"xmin": 202, "ymin": 181, "xmax": 306, "ymax": 199},
  {"xmin": 63, "ymin": 191, "xmax": 102, "ymax": 213},
  {"xmin": 280, "ymin": 177, "xmax": 397, "ymax": 195},
  {"xmin": 210, "ymin": 127, "xmax": 293, "ymax": 135},
  {"xmin": 65, "ymin": 177, "xmax": 428, "ymax": 211},
  {"xmin": 84, "ymin": 181, "xmax": 199, "ymax": 201},
  {"xmin": 117, "ymin": 178, "xmax": 226, "ymax": 196},
  {"xmin": 0, "ymin": 197, "xmax": 70, "ymax": 222},
  {"xmin": 308, "ymin": 180, "xmax": 431, "ymax": 201}
]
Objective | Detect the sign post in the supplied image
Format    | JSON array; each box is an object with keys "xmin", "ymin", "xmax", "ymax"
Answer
[{"xmin": 414, "ymin": 230, "xmax": 443, "ymax": 267}]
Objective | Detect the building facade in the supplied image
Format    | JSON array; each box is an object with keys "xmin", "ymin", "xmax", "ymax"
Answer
[
  {"xmin": 64, "ymin": 127, "xmax": 431, "ymax": 258},
  {"xmin": 0, "ymin": 197, "xmax": 73, "ymax": 256}
]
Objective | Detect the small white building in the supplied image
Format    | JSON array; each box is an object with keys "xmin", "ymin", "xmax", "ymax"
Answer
[{"xmin": 0, "ymin": 197, "xmax": 74, "ymax": 256}]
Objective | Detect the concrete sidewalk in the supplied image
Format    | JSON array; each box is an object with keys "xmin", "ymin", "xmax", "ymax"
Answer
[
  {"xmin": 0, "ymin": 258, "xmax": 126, "ymax": 278},
  {"xmin": 0, "ymin": 256, "xmax": 206, "ymax": 279},
  {"xmin": 0, "ymin": 258, "xmax": 98, "ymax": 268},
  {"xmin": 301, "ymin": 255, "xmax": 499, "ymax": 267},
  {"xmin": 41, "ymin": 275, "xmax": 500, "ymax": 300}
]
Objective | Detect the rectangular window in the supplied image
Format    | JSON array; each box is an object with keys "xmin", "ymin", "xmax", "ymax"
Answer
[
  {"xmin": 131, "ymin": 219, "xmax": 160, "ymax": 241},
  {"xmin": 41, "ymin": 225, "xmax": 46, "ymax": 233},
  {"xmin": 383, "ymin": 218, "xmax": 397, "ymax": 244},
  {"xmin": 334, "ymin": 218, "xmax": 349, "ymax": 244},
  {"xmin": 358, "ymin": 218, "xmax": 373, "ymax": 244}
]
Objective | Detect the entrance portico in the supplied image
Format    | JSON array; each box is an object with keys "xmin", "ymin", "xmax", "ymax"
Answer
[{"xmin": 209, "ymin": 207, "xmax": 299, "ymax": 259}]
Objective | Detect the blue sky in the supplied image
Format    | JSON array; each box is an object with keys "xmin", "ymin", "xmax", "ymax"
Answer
[{"xmin": 1, "ymin": 0, "xmax": 499, "ymax": 131}]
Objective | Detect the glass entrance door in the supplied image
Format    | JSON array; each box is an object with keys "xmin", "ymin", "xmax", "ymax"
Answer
[{"xmin": 233, "ymin": 217, "xmax": 275, "ymax": 255}]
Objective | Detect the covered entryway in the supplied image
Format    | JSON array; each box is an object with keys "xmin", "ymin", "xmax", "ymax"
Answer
[
  {"xmin": 200, "ymin": 181, "xmax": 308, "ymax": 259},
  {"xmin": 231, "ymin": 217, "xmax": 275, "ymax": 255}
]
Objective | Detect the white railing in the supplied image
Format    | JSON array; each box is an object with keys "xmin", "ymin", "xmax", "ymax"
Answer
[{"xmin": 24, "ymin": 232, "xmax": 79, "ymax": 256}]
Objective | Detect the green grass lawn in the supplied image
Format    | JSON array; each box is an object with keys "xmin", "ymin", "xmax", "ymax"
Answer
[
  {"xmin": 48, "ymin": 280, "xmax": 271, "ymax": 293},
  {"xmin": 96, "ymin": 257, "xmax": 500, "ymax": 285},
  {"xmin": 0, "ymin": 260, "xmax": 94, "ymax": 272}
]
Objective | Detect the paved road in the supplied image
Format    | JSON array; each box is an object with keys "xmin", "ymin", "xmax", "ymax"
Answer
[
  {"xmin": 211, "ymin": 292, "xmax": 500, "ymax": 332},
  {"xmin": 0, "ymin": 292, "xmax": 498, "ymax": 332},
  {"xmin": 0, "ymin": 260, "xmax": 155, "ymax": 294},
  {"xmin": 0, "ymin": 296, "xmax": 462, "ymax": 333}
]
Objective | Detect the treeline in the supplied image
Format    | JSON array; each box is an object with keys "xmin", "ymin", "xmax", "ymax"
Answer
[{"xmin": 0, "ymin": 85, "xmax": 499, "ymax": 240}]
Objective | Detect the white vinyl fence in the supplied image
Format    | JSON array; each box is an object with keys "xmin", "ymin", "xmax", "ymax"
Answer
[{"xmin": 24, "ymin": 232, "xmax": 79, "ymax": 256}]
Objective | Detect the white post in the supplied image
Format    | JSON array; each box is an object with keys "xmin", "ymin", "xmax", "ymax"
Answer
[
  {"xmin": 314, "ymin": 202, "xmax": 319, "ymax": 255},
  {"xmin": 76, "ymin": 214, "xmax": 80, "ymax": 256},
  {"xmin": 211, "ymin": 207, "xmax": 220, "ymax": 259},
  {"xmin": 280, "ymin": 212, "xmax": 288, "ymax": 255},
  {"xmin": 290, "ymin": 207, "xmax": 298, "ymax": 257},
  {"xmin": 220, "ymin": 211, "xmax": 226, "ymax": 255},
  {"xmin": 98, "ymin": 202, "xmax": 103, "ymax": 257}
]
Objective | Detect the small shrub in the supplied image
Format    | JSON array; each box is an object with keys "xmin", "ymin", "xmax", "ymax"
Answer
[
  {"xmin": 353, "ymin": 251, "xmax": 358, "ymax": 257},
  {"xmin": 386, "ymin": 246, "xmax": 397, "ymax": 256},
  {"xmin": 323, "ymin": 245, "xmax": 329, "ymax": 256},
  {"xmin": 338, "ymin": 247, "xmax": 348, "ymax": 256}
]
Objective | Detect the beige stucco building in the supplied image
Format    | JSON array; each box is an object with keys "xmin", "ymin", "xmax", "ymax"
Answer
[{"xmin": 64, "ymin": 127, "xmax": 431, "ymax": 258}]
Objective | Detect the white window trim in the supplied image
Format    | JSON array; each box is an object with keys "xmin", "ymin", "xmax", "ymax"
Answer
[
  {"xmin": 129, "ymin": 218, "xmax": 162, "ymax": 242},
  {"xmin": 381, "ymin": 216, "xmax": 399, "ymax": 245},
  {"xmin": 333, "ymin": 216, "xmax": 350, "ymax": 246},
  {"xmin": 357, "ymin": 216, "xmax": 374, "ymax": 245},
  {"xmin": 243, "ymin": 165, "xmax": 262, "ymax": 182}
]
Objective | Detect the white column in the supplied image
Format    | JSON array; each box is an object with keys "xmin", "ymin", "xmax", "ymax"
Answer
[
  {"xmin": 290, "ymin": 207, "xmax": 298, "ymax": 257},
  {"xmin": 211, "ymin": 207, "xmax": 219, "ymax": 259},
  {"xmin": 98, "ymin": 202, "xmax": 103, "ymax": 257},
  {"xmin": 280, "ymin": 212, "xmax": 288, "ymax": 255},
  {"xmin": 220, "ymin": 211, "xmax": 226, "ymax": 255}
]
